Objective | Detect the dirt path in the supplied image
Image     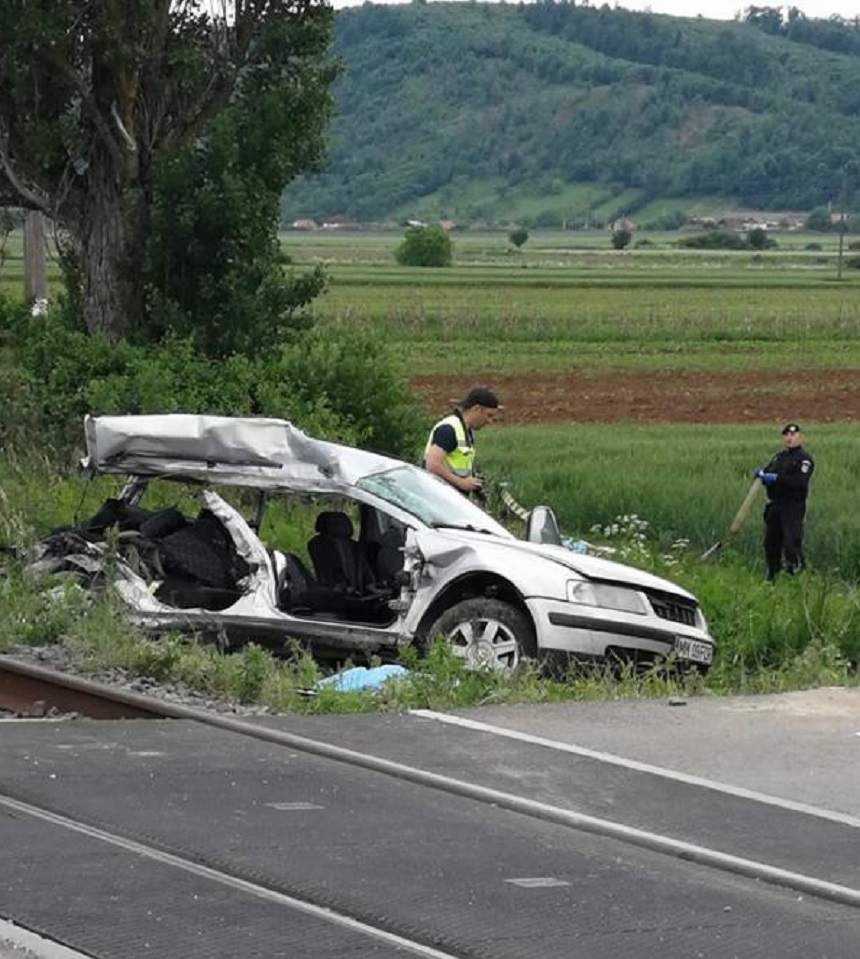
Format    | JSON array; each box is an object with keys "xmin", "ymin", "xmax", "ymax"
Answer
[{"xmin": 412, "ymin": 369, "xmax": 860, "ymax": 424}]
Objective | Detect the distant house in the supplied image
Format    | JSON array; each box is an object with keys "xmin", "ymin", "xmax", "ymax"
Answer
[
  {"xmin": 321, "ymin": 215, "xmax": 357, "ymax": 230},
  {"xmin": 830, "ymin": 211, "xmax": 850, "ymax": 225},
  {"xmin": 609, "ymin": 216, "xmax": 636, "ymax": 233},
  {"xmin": 406, "ymin": 218, "xmax": 427, "ymax": 228},
  {"xmin": 439, "ymin": 219, "xmax": 457, "ymax": 232},
  {"xmin": 291, "ymin": 218, "xmax": 318, "ymax": 231},
  {"xmin": 715, "ymin": 209, "xmax": 807, "ymax": 232}
]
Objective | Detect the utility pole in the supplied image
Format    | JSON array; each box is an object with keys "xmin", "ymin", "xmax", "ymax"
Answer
[
  {"xmin": 837, "ymin": 164, "xmax": 849, "ymax": 282},
  {"xmin": 23, "ymin": 209, "xmax": 47, "ymax": 304}
]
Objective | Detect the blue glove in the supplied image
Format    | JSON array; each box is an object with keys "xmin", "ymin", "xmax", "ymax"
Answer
[{"xmin": 760, "ymin": 472, "xmax": 778, "ymax": 485}]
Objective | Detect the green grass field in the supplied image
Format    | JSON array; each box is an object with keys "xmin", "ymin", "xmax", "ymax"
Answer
[
  {"xmin": 479, "ymin": 421, "xmax": 858, "ymax": 575},
  {"xmin": 276, "ymin": 228, "xmax": 860, "ymax": 374}
]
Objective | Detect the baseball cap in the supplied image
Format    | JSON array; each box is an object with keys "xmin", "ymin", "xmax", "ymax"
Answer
[
  {"xmin": 781, "ymin": 423, "xmax": 801, "ymax": 434},
  {"xmin": 460, "ymin": 386, "xmax": 503, "ymax": 410}
]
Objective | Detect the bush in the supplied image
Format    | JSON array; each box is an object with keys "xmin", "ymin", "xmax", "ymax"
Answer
[
  {"xmin": 747, "ymin": 227, "xmax": 768, "ymax": 250},
  {"xmin": 678, "ymin": 230, "xmax": 749, "ymax": 250},
  {"xmin": 845, "ymin": 256, "xmax": 860, "ymax": 270},
  {"xmin": 611, "ymin": 229, "xmax": 632, "ymax": 250},
  {"xmin": 508, "ymin": 227, "xmax": 529, "ymax": 249},
  {"xmin": 258, "ymin": 325, "xmax": 426, "ymax": 456},
  {"xmin": 805, "ymin": 242, "xmax": 823, "ymax": 251},
  {"xmin": 634, "ymin": 238, "xmax": 654, "ymax": 248},
  {"xmin": 848, "ymin": 241, "xmax": 860, "ymax": 251},
  {"xmin": 2, "ymin": 304, "xmax": 425, "ymax": 461},
  {"xmin": 395, "ymin": 225, "xmax": 452, "ymax": 267}
]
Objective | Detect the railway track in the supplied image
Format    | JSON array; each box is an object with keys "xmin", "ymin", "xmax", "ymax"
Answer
[{"xmin": 2, "ymin": 653, "xmax": 860, "ymax": 958}]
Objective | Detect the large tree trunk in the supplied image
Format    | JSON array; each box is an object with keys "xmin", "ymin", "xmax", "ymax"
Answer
[{"xmin": 78, "ymin": 176, "xmax": 140, "ymax": 341}]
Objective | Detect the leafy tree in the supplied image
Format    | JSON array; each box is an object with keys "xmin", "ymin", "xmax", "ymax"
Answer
[
  {"xmin": 0, "ymin": 1, "xmax": 336, "ymax": 343},
  {"xmin": 395, "ymin": 225, "xmax": 452, "ymax": 267},
  {"xmin": 806, "ymin": 207, "xmax": 833, "ymax": 232},
  {"xmin": 142, "ymin": 92, "xmax": 330, "ymax": 357},
  {"xmin": 509, "ymin": 227, "xmax": 529, "ymax": 248},
  {"xmin": 747, "ymin": 227, "xmax": 768, "ymax": 249},
  {"xmin": 611, "ymin": 228, "xmax": 632, "ymax": 250}
]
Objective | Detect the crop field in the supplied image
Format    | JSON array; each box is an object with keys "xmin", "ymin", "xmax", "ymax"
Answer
[
  {"xmin": 287, "ymin": 230, "xmax": 860, "ymax": 382},
  {"xmin": 284, "ymin": 228, "xmax": 860, "ymax": 582}
]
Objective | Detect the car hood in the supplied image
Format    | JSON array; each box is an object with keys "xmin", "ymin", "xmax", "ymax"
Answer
[{"xmin": 427, "ymin": 529, "xmax": 697, "ymax": 602}]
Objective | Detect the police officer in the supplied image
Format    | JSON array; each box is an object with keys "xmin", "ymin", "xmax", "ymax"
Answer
[
  {"xmin": 423, "ymin": 386, "xmax": 502, "ymax": 495},
  {"xmin": 753, "ymin": 423, "xmax": 815, "ymax": 580}
]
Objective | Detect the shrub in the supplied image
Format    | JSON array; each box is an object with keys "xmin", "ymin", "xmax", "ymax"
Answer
[
  {"xmin": 845, "ymin": 256, "xmax": 860, "ymax": 270},
  {"xmin": 3, "ymin": 303, "xmax": 425, "ymax": 462},
  {"xmin": 508, "ymin": 227, "xmax": 529, "ymax": 249},
  {"xmin": 678, "ymin": 230, "xmax": 749, "ymax": 250},
  {"xmin": 395, "ymin": 225, "xmax": 452, "ymax": 267},
  {"xmin": 611, "ymin": 228, "xmax": 632, "ymax": 250},
  {"xmin": 848, "ymin": 241, "xmax": 860, "ymax": 251},
  {"xmin": 259, "ymin": 325, "xmax": 426, "ymax": 457},
  {"xmin": 747, "ymin": 227, "xmax": 768, "ymax": 250},
  {"xmin": 805, "ymin": 242, "xmax": 823, "ymax": 251}
]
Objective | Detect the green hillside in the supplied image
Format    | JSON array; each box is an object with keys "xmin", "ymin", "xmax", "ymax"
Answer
[{"xmin": 281, "ymin": 2, "xmax": 860, "ymax": 226}]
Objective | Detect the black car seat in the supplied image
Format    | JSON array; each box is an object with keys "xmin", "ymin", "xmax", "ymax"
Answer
[
  {"xmin": 276, "ymin": 552, "xmax": 317, "ymax": 611},
  {"xmin": 308, "ymin": 511, "xmax": 376, "ymax": 594},
  {"xmin": 375, "ymin": 527, "xmax": 405, "ymax": 588}
]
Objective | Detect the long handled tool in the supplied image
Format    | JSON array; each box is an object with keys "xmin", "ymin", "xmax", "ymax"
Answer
[{"xmin": 700, "ymin": 479, "xmax": 761, "ymax": 561}]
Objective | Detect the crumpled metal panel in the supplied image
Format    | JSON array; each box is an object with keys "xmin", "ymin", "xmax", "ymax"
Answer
[{"xmin": 81, "ymin": 414, "xmax": 398, "ymax": 490}]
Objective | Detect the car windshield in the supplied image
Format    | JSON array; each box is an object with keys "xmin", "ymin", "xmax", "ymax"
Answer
[{"xmin": 356, "ymin": 466, "xmax": 512, "ymax": 537}]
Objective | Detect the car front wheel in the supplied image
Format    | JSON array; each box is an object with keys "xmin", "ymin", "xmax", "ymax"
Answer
[{"xmin": 425, "ymin": 598, "xmax": 536, "ymax": 670}]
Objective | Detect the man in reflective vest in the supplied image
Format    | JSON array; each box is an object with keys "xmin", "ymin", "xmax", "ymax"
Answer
[{"xmin": 423, "ymin": 386, "xmax": 502, "ymax": 495}]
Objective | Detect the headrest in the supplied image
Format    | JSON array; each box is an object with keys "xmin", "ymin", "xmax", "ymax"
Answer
[{"xmin": 315, "ymin": 511, "xmax": 353, "ymax": 539}]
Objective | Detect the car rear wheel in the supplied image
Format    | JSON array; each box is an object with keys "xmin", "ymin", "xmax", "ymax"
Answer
[{"xmin": 425, "ymin": 598, "xmax": 536, "ymax": 670}]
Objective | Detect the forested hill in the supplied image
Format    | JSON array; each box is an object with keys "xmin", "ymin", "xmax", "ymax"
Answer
[{"xmin": 281, "ymin": 3, "xmax": 860, "ymax": 226}]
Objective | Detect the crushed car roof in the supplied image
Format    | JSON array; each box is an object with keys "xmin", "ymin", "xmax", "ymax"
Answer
[{"xmin": 82, "ymin": 414, "xmax": 402, "ymax": 490}]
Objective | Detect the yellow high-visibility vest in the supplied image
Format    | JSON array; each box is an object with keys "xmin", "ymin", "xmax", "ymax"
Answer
[{"xmin": 424, "ymin": 413, "xmax": 475, "ymax": 477}]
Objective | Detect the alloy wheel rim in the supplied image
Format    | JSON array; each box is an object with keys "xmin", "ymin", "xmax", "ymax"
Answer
[{"xmin": 445, "ymin": 617, "xmax": 520, "ymax": 670}]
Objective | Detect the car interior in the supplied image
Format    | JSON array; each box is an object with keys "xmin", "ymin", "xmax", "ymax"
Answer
[
  {"xmin": 275, "ymin": 505, "xmax": 407, "ymax": 625},
  {"xmin": 41, "ymin": 490, "xmax": 407, "ymax": 626}
]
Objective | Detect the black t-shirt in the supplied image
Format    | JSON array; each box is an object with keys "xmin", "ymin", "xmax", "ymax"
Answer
[{"xmin": 430, "ymin": 411, "xmax": 473, "ymax": 455}]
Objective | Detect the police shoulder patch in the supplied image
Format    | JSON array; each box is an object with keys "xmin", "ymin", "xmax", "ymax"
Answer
[{"xmin": 801, "ymin": 461, "xmax": 811, "ymax": 473}]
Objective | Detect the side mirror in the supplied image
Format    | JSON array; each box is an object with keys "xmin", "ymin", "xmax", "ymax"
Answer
[{"xmin": 526, "ymin": 505, "xmax": 563, "ymax": 546}]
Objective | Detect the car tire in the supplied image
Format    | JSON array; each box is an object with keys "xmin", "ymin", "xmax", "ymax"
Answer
[{"xmin": 424, "ymin": 597, "xmax": 536, "ymax": 670}]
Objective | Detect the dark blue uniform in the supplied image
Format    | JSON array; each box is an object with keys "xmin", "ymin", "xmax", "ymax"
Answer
[{"xmin": 762, "ymin": 445, "xmax": 814, "ymax": 579}]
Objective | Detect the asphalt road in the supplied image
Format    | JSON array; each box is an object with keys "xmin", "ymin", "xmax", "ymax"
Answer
[{"xmin": 1, "ymin": 687, "xmax": 859, "ymax": 958}]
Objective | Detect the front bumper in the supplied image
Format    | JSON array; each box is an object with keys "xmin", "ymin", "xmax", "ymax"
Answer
[{"xmin": 527, "ymin": 597, "xmax": 714, "ymax": 662}]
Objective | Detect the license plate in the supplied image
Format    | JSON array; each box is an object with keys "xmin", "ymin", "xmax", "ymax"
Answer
[{"xmin": 674, "ymin": 636, "xmax": 713, "ymax": 665}]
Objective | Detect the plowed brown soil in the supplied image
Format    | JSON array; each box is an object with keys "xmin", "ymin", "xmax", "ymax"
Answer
[{"xmin": 412, "ymin": 369, "xmax": 860, "ymax": 424}]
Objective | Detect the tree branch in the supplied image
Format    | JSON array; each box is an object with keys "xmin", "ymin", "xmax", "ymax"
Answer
[
  {"xmin": 39, "ymin": 50, "xmax": 125, "ymax": 169},
  {"xmin": 0, "ymin": 131, "xmax": 52, "ymax": 215}
]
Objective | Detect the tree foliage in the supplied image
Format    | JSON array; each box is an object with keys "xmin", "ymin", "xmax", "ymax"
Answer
[
  {"xmin": 508, "ymin": 227, "xmax": 529, "ymax": 248},
  {"xmin": 395, "ymin": 225, "xmax": 452, "ymax": 267},
  {"xmin": 284, "ymin": 2, "xmax": 860, "ymax": 222},
  {"xmin": 611, "ymin": 229, "xmax": 632, "ymax": 250},
  {"xmin": 0, "ymin": 0, "xmax": 336, "ymax": 343}
]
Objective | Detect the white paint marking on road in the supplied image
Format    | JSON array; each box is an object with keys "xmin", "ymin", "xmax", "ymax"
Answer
[
  {"xmin": 505, "ymin": 877, "xmax": 571, "ymax": 888},
  {"xmin": 0, "ymin": 917, "xmax": 92, "ymax": 958},
  {"xmin": 0, "ymin": 794, "xmax": 464, "ymax": 959},
  {"xmin": 266, "ymin": 801, "xmax": 324, "ymax": 811},
  {"xmin": 410, "ymin": 709, "xmax": 860, "ymax": 831}
]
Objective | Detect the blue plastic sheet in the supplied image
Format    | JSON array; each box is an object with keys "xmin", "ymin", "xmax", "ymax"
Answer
[{"xmin": 316, "ymin": 664, "xmax": 408, "ymax": 692}]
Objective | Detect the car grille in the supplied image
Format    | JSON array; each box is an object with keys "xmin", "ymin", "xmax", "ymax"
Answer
[{"xmin": 646, "ymin": 591, "xmax": 697, "ymax": 627}]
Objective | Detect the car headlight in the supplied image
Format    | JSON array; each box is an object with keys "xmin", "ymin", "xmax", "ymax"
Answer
[{"xmin": 566, "ymin": 579, "xmax": 646, "ymax": 615}]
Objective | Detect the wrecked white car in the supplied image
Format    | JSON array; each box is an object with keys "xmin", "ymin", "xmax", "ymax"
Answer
[{"xmin": 31, "ymin": 415, "xmax": 715, "ymax": 671}]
